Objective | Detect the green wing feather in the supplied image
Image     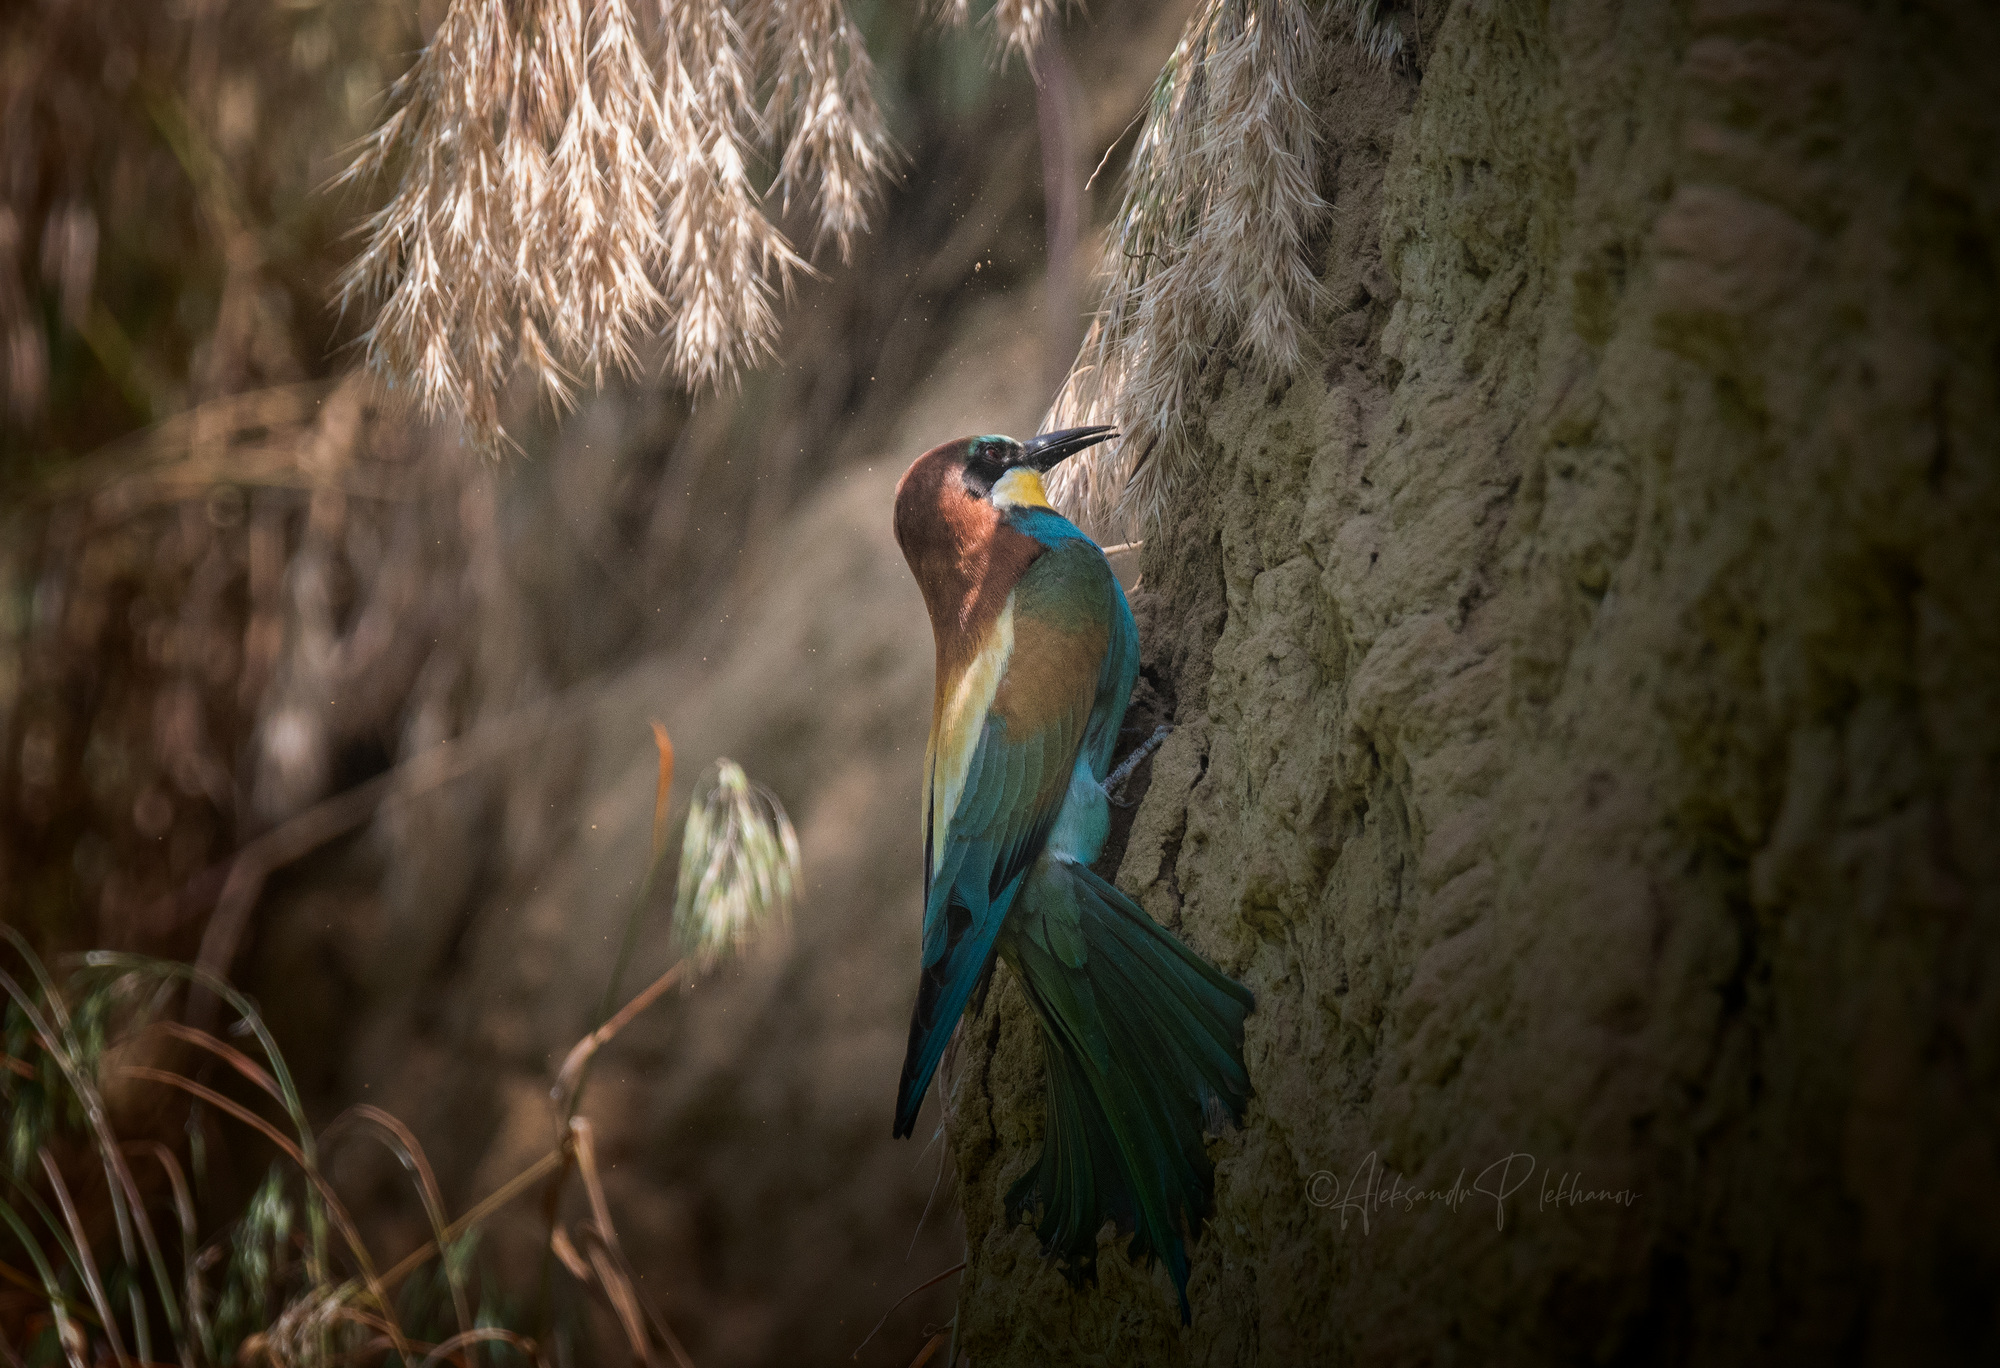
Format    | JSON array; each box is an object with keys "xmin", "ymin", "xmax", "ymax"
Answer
[{"xmin": 895, "ymin": 549, "xmax": 1109, "ymax": 1138}]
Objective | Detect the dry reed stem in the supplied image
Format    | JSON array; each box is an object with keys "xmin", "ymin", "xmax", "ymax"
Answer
[
  {"xmin": 566, "ymin": 1117, "xmax": 690, "ymax": 1368},
  {"xmin": 551, "ymin": 961, "xmax": 687, "ymax": 1109}
]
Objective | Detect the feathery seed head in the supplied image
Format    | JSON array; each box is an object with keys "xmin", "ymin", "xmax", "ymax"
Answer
[
  {"xmin": 673, "ymin": 758, "xmax": 800, "ymax": 966},
  {"xmin": 1044, "ymin": 1, "xmax": 1400, "ymax": 537},
  {"xmin": 338, "ymin": 0, "xmax": 891, "ymax": 451}
]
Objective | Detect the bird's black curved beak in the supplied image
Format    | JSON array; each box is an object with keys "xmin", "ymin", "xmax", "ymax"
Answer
[{"xmin": 1018, "ymin": 425, "xmax": 1118, "ymax": 473}]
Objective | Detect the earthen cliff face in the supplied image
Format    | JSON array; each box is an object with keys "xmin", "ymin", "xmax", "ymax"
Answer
[{"xmin": 952, "ymin": 3, "xmax": 2000, "ymax": 1361}]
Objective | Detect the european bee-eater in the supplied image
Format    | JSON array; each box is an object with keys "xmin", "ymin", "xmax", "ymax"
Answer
[{"xmin": 890, "ymin": 426, "xmax": 1255, "ymax": 1322}]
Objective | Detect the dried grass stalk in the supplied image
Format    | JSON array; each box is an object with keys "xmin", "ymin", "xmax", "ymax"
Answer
[
  {"xmin": 1045, "ymin": 0, "xmax": 1403, "ymax": 535},
  {"xmin": 0, "ymin": 206, "xmax": 46, "ymax": 423}
]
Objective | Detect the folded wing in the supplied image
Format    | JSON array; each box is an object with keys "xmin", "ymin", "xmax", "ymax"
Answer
[{"xmin": 894, "ymin": 543, "xmax": 1113, "ymax": 1137}]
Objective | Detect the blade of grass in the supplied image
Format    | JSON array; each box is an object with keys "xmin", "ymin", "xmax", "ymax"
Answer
[
  {"xmin": 649, "ymin": 722, "xmax": 675, "ymax": 863},
  {"xmin": 0, "ymin": 1172, "xmax": 98, "ymax": 1323},
  {"xmin": 86, "ymin": 953, "xmax": 329, "ymax": 1281},
  {"xmin": 97, "ymin": 1148, "xmax": 153, "ymax": 1367},
  {"xmin": 0, "ymin": 1250, "xmax": 98, "ymax": 1325},
  {"xmin": 0, "ymin": 957, "xmax": 149, "ymax": 1360},
  {"xmin": 576, "ymin": 723, "xmax": 683, "ymax": 1116},
  {"xmin": 123, "ymin": 1142, "xmax": 205, "ymax": 1363},
  {"xmin": 151, "ymin": 1021, "xmax": 282, "ymax": 1103},
  {"xmin": 85, "ymin": 959, "xmax": 309, "ymax": 1155},
  {"xmin": 322, "ymin": 1105, "xmax": 473, "ymax": 1354},
  {"xmin": 114, "ymin": 1066, "xmax": 416, "ymax": 1365},
  {"xmin": 0, "ymin": 927, "xmax": 72, "ymax": 1033},
  {"xmin": 0, "ymin": 1195, "xmax": 89, "ymax": 1368},
  {"xmin": 40, "ymin": 1148, "xmax": 133, "ymax": 1367},
  {"xmin": 117, "ymin": 1067, "xmax": 304, "ymax": 1167},
  {"xmin": 0, "ymin": 963, "xmax": 189, "ymax": 1358}
]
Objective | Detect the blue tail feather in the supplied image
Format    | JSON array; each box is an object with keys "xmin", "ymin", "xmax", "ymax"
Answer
[{"xmin": 1001, "ymin": 860, "xmax": 1254, "ymax": 1323}]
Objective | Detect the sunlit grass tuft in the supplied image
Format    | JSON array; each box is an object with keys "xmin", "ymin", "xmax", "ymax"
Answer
[
  {"xmin": 673, "ymin": 759, "xmax": 801, "ymax": 968},
  {"xmin": 0, "ymin": 730, "xmax": 801, "ymax": 1367}
]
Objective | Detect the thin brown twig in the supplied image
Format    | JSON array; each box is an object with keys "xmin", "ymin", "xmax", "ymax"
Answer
[
  {"xmin": 560, "ymin": 1117, "xmax": 663, "ymax": 1367},
  {"xmin": 186, "ymin": 685, "xmax": 593, "ymax": 1030},
  {"xmin": 579, "ymin": 1228, "xmax": 660, "ymax": 1368},
  {"xmin": 567, "ymin": 1117, "xmax": 693, "ymax": 1367},
  {"xmin": 551, "ymin": 961, "xmax": 686, "ymax": 1109},
  {"xmin": 850, "ymin": 1261, "xmax": 966, "ymax": 1360},
  {"xmin": 377, "ymin": 1148, "xmax": 567, "ymax": 1292},
  {"xmin": 581, "ymin": 1226, "xmax": 694, "ymax": 1368}
]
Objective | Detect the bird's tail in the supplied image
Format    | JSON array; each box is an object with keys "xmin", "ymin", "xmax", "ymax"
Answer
[{"xmin": 1001, "ymin": 859, "xmax": 1254, "ymax": 1323}]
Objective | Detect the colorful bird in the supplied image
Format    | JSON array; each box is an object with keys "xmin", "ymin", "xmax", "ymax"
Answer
[{"xmin": 890, "ymin": 426, "xmax": 1255, "ymax": 1322}]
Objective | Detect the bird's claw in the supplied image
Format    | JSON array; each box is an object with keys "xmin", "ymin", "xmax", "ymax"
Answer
[{"xmin": 1104, "ymin": 724, "xmax": 1172, "ymax": 805}]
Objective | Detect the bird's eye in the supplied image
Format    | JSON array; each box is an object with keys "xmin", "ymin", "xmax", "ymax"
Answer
[{"xmin": 962, "ymin": 436, "xmax": 1012, "ymax": 497}]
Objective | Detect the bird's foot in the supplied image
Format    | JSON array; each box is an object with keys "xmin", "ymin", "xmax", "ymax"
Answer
[{"xmin": 1104, "ymin": 724, "xmax": 1172, "ymax": 806}]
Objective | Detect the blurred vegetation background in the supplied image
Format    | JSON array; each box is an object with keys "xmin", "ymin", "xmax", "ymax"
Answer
[{"xmin": 2, "ymin": 0, "xmax": 1186, "ymax": 1362}]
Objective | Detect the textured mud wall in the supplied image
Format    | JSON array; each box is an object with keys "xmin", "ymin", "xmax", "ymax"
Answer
[{"xmin": 951, "ymin": 1, "xmax": 2000, "ymax": 1361}]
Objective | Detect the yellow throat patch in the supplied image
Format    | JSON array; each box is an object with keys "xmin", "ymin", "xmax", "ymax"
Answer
[{"xmin": 991, "ymin": 466, "xmax": 1052, "ymax": 509}]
